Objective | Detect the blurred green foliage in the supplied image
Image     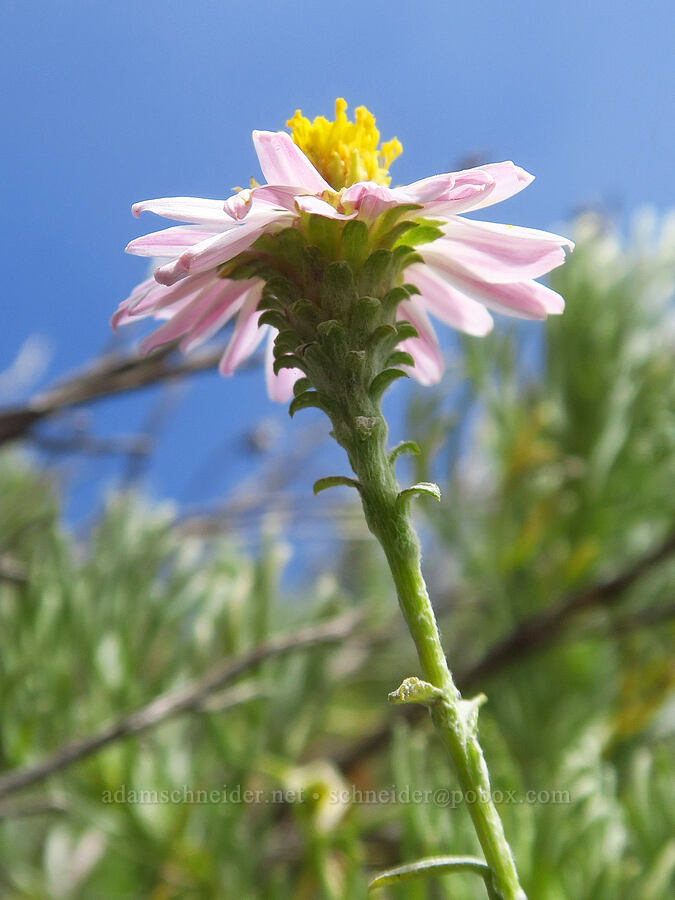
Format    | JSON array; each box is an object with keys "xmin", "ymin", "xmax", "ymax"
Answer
[{"xmin": 0, "ymin": 213, "xmax": 673, "ymax": 898}]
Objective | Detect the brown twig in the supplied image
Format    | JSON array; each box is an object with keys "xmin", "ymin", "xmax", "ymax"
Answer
[
  {"xmin": 0, "ymin": 556, "xmax": 28, "ymax": 584},
  {"xmin": 0, "ymin": 344, "xmax": 261, "ymax": 446},
  {"xmin": 0, "ymin": 611, "xmax": 360, "ymax": 801},
  {"xmin": 1, "ymin": 536, "xmax": 672, "ymax": 798},
  {"xmin": 463, "ymin": 531, "xmax": 675, "ymax": 685}
]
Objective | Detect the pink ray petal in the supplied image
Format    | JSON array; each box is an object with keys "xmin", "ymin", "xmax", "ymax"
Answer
[
  {"xmin": 130, "ymin": 271, "xmax": 216, "ymax": 319},
  {"xmin": 444, "ymin": 216, "xmax": 574, "ymax": 249},
  {"xmin": 139, "ymin": 281, "xmax": 233, "ymax": 354},
  {"xmin": 180, "ymin": 281, "xmax": 259, "ymax": 353},
  {"xmin": 426, "ymin": 263, "xmax": 564, "ymax": 319},
  {"xmin": 224, "ymin": 184, "xmax": 303, "ymax": 220},
  {"xmin": 252, "ymin": 130, "xmax": 332, "ymax": 194},
  {"xmin": 406, "ymin": 264, "xmax": 494, "ymax": 336},
  {"xmin": 125, "ymin": 225, "xmax": 221, "ymax": 258},
  {"xmin": 397, "ymin": 298, "xmax": 445, "ymax": 385},
  {"xmin": 132, "ymin": 197, "xmax": 234, "ymax": 226},
  {"xmin": 114, "ymin": 274, "xmax": 215, "ymax": 329},
  {"xmin": 111, "ymin": 277, "xmax": 157, "ymax": 330},
  {"xmin": 154, "ymin": 211, "xmax": 292, "ymax": 285},
  {"xmin": 294, "ymin": 195, "xmax": 356, "ymax": 219},
  {"xmin": 397, "ymin": 174, "xmax": 456, "ymax": 204},
  {"xmin": 219, "ymin": 291, "xmax": 267, "ymax": 375},
  {"xmin": 424, "ymin": 230, "xmax": 568, "ymax": 284},
  {"xmin": 341, "ymin": 182, "xmax": 402, "ymax": 219},
  {"xmin": 458, "ymin": 161, "xmax": 534, "ymax": 210}
]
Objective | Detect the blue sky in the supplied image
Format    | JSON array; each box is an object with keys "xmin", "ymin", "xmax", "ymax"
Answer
[{"xmin": 1, "ymin": 0, "xmax": 674, "ymax": 522}]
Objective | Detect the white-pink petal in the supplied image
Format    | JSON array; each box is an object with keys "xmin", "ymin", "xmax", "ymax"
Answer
[
  {"xmin": 425, "ymin": 263, "xmax": 564, "ymax": 319},
  {"xmin": 113, "ymin": 271, "xmax": 213, "ymax": 329},
  {"xmin": 252, "ymin": 130, "xmax": 332, "ymax": 195},
  {"xmin": 397, "ymin": 298, "xmax": 445, "ymax": 385},
  {"xmin": 180, "ymin": 281, "xmax": 259, "ymax": 353},
  {"xmin": 224, "ymin": 184, "xmax": 303, "ymax": 220},
  {"xmin": 398, "ymin": 173, "xmax": 456, "ymax": 204},
  {"xmin": 125, "ymin": 225, "xmax": 221, "ymax": 258},
  {"xmin": 460, "ymin": 161, "xmax": 534, "ymax": 210},
  {"xmin": 219, "ymin": 291, "xmax": 267, "ymax": 375},
  {"xmin": 132, "ymin": 197, "xmax": 235, "ymax": 226},
  {"xmin": 406, "ymin": 264, "xmax": 493, "ymax": 336},
  {"xmin": 342, "ymin": 182, "xmax": 402, "ymax": 219},
  {"xmin": 424, "ymin": 231, "xmax": 567, "ymax": 284},
  {"xmin": 133, "ymin": 271, "xmax": 216, "ymax": 319},
  {"xmin": 155, "ymin": 211, "xmax": 293, "ymax": 285},
  {"xmin": 443, "ymin": 216, "xmax": 574, "ymax": 250},
  {"xmin": 139, "ymin": 281, "xmax": 231, "ymax": 354},
  {"xmin": 294, "ymin": 195, "xmax": 356, "ymax": 220}
]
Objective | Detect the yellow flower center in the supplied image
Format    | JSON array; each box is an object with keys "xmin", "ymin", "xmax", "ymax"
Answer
[{"xmin": 287, "ymin": 98, "xmax": 402, "ymax": 191}]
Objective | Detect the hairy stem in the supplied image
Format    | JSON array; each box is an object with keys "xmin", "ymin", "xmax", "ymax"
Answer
[{"xmin": 333, "ymin": 397, "xmax": 526, "ymax": 900}]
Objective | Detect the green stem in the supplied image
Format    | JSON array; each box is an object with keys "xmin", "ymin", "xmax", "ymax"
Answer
[{"xmin": 334, "ymin": 401, "xmax": 526, "ymax": 900}]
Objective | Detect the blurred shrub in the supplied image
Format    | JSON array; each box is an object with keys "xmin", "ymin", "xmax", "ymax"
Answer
[{"xmin": 0, "ymin": 212, "xmax": 673, "ymax": 898}]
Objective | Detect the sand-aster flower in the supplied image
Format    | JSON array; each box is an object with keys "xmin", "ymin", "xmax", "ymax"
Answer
[{"xmin": 113, "ymin": 99, "xmax": 572, "ymax": 399}]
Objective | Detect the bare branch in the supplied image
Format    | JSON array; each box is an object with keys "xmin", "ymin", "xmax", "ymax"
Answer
[
  {"xmin": 1, "ymin": 534, "xmax": 671, "ymax": 797},
  {"xmin": 0, "ymin": 611, "xmax": 360, "ymax": 801},
  {"xmin": 0, "ymin": 344, "xmax": 261, "ymax": 446},
  {"xmin": 463, "ymin": 531, "xmax": 675, "ymax": 685},
  {"xmin": 0, "ymin": 555, "xmax": 27, "ymax": 584}
]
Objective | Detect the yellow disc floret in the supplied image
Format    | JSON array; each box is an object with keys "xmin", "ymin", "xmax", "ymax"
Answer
[{"xmin": 287, "ymin": 98, "xmax": 402, "ymax": 191}]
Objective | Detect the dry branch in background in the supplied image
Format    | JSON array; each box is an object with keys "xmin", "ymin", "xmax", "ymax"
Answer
[
  {"xmin": 338, "ymin": 531, "xmax": 675, "ymax": 773},
  {"xmin": 0, "ymin": 344, "xmax": 237, "ymax": 446},
  {"xmin": 0, "ymin": 611, "xmax": 360, "ymax": 802},
  {"xmin": 0, "ymin": 533, "xmax": 671, "ymax": 801}
]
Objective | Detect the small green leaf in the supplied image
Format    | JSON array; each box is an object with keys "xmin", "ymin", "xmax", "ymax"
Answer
[
  {"xmin": 345, "ymin": 349, "xmax": 367, "ymax": 378},
  {"xmin": 371, "ymin": 203, "xmax": 423, "ymax": 238},
  {"xmin": 302, "ymin": 244, "xmax": 327, "ymax": 286},
  {"xmin": 388, "ymin": 440, "xmax": 420, "ymax": 464},
  {"xmin": 368, "ymin": 856, "xmax": 497, "ymax": 898},
  {"xmin": 393, "ymin": 223, "xmax": 444, "ymax": 248},
  {"xmin": 386, "ymin": 350, "xmax": 415, "ymax": 369},
  {"xmin": 388, "ymin": 676, "xmax": 444, "ymax": 706},
  {"xmin": 258, "ymin": 309, "xmax": 289, "ymax": 331},
  {"xmin": 366, "ymin": 324, "xmax": 397, "ymax": 353},
  {"xmin": 382, "ymin": 285, "xmax": 413, "ymax": 316},
  {"xmin": 302, "ymin": 342, "xmax": 333, "ymax": 372},
  {"xmin": 271, "ymin": 330, "xmax": 300, "ymax": 356},
  {"xmin": 394, "ymin": 321, "xmax": 419, "ymax": 342},
  {"xmin": 256, "ymin": 292, "xmax": 286, "ymax": 312},
  {"xmin": 459, "ymin": 694, "xmax": 488, "ymax": 735},
  {"xmin": 263, "ymin": 275, "xmax": 298, "ymax": 306},
  {"xmin": 316, "ymin": 319, "xmax": 347, "ymax": 344},
  {"xmin": 273, "ymin": 354, "xmax": 305, "ymax": 376},
  {"xmin": 369, "ymin": 368, "xmax": 408, "ymax": 402},
  {"xmin": 312, "ymin": 476, "xmax": 361, "ymax": 496},
  {"xmin": 376, "ymin": 219, "xmax": 420, "ymax": 250},
  {"xmin": 397, "ymin": 482, "xmax": 442, "ymax": 507},
  {"xmin": 392, "ymin": 245, "xmax": 424, "ymax": 276},
  {"xmin": 320, "ymin": 261, "xmax": 358, "ymax": 316},
  {"xmin": 360, "ymin": 249, "xmax": 393, "ymax": 296},
  {"xmin": 341, "ymin": 219, "xmax": 369, "ymax": 269},
  {"xmin": 304, "ymin": 213, "xmax": 342, "ymax": 257},
  {"xmin": 289, "ymin": 298, "xmax": 321, "ymax": 328},
  {"xmin": 288, "ymin": 391, "xmax": 329, "ymax": 418},
  {"xmin": 292, "ymin": 377, "xmax": 312, "ymax": 397},
  {"xmin": 351, "ymin": 297, "xmax": 382, "ymax": 337}
]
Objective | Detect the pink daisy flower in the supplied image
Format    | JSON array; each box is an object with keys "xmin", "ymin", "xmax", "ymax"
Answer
[{"xmin": 113, "ymin": 99, "xmax": 572, "ymax": 399}]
